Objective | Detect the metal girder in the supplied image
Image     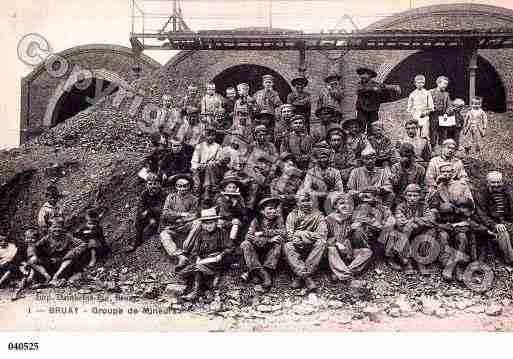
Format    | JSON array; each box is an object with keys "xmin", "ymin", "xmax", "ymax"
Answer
[{"xmin": 130, "ymin": 29, "xmax": 513, "ymax": 52}]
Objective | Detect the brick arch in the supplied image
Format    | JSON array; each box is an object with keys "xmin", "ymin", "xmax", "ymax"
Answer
[
  {"xmin": 365, "ymin": 3, "xmax": 513, "ymax": 30},
  {"xmin": 199, "ymin": 53, "xmax": 297, "ymax": 86},
  {"xmin": 43, "ymin": 69, "xmax": 131, "ymax": 127}
]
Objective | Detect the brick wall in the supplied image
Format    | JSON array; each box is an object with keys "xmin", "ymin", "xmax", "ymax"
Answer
[{"xmin": 20, "ymin": 44, "xmax": 161, "ymax": 143}]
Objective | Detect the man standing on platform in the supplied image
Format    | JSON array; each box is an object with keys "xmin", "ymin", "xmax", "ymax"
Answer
[{"xmin": 287, "ymin": 75, "xmax": 312, "ymax": 131}]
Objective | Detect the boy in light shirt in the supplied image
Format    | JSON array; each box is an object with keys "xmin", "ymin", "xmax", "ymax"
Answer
[{"xmin": 407, "ymin": 74, "xmax": 434, "ymax": 140}]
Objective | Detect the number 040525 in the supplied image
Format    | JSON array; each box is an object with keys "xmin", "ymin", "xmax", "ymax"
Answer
[{"xmin": 8, "ymin": 342, "xmax": 39, "ymax": 351}]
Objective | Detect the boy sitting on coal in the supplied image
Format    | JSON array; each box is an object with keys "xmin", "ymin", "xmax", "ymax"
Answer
[
  {"xmin": 241, "ymin": 197, "xmax": 286, "ymax": 291},
  {"xmin": 326, "ymin": 193, "xmax": 373, "ymax": 283},
  {"xmin": 27, "ymin": 217, "xmax": 87, "ymax": 287},
  {"xmin": 126, "ymin": 173, "xmax": 167, "ymax": 253},
  {"xmin": 179, "ymin": 208, "xmax": 234, "ymax": 301},
  {"xmin": 74, "ymin": 209, "xmax": 110, "ymax": 267}
]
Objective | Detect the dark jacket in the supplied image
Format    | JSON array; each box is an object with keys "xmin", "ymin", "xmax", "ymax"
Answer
[{"xmin": 474, "ymin": 184, "xmax": 513, "ymax": 230}]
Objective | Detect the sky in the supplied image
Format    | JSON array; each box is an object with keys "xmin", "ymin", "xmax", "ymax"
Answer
[{"xmin": 2, "ymin": 0, "xmax": 513, "ymax": 148}]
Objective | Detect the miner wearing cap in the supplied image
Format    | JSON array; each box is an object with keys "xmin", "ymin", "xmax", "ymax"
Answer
[
  {"xmin": 388, "ymin": 184, "xmax": 436, "ymax": 274},
  {"xmin": 350, "ymin": 186, "xmax": 396, "ymax": 255},
  {"xmin": 180, "ymin": 208, "xmax": 234, "ymax": 301},
  {"xmin": 274, "ymin": 104, "xmax": 295, "ymax": 149},
  {"xmin": 222, "ymin": 86, "xmax": 237, "ymax": 132},
  {"xmin": 390, "ymin": 142, "xmax": 425, "ymax": 198},
  {"xmin": 159, "ymin": 136, "xmax": 194, "ymax": 185},
  {"xmin": 280, "ymin": 114, "xmax": 315, "ymax": 171},
  {"xmin": 215, "ymin": 175, "xmax": 248, "ymax": 242},
  {"xmin": 474, "ymin": 171, "xmax": 513, "ymax": 265},
  {"xmin": 427, "ymin": 163, "xmax": 475, "ymax": 280},
  {"xmin": 341, "ymin": 117, "xmax": 370, "ymax": 170},
  {"xmin": 311, "ymin": 104, "xmax": 340, "ymax": 144},
  {"xmin": 429, "ymin": 76, "xmax": 450, "ymax": 147},
  {"xmin": 355, "ymin": 67, "xmax": 400, "ymax": 134},
  {"xmin": 301, "ymin": 142, "xmax": 345, "ymax": 214},
  {"xmin": 127, "ymin": 173, "xmax": 167, "ymax": 252},
  {"xmin": 30, "ymin": 217, "xmax": 87, "ymax": 286},
  {"xmin": 326, "ymin": 192, "xmax": 373, "ymax": 282},
  {"xmin": 347, "ymin": 146, "xmax": 394, "ymax": 207},
  {"xmin": 38, "ymin": 185, "xmax": 64, "ymax": 235},
  {"xmin": 184, "ymin": 106, "xmax": 205, "ymax": 147},
  {"xmin": 425, "ymin": 139, "xmax": 468, "ymax": 193},
  {"xmin": 249, "ymin": 124, "xmax": 278, "ymax": 160},
  {"xmin": 326, "ymin": 125, "xmax": 354, "ymax": 184},
  {"xmin": 253, "ymin": 110, "xmax": 276, "ymax": 143},
  {"xmin": 159, "ymin": 174, "xmax": 199, "ymax": 269},
  {"xmin": 366, "ymin": 122, "xmax": 398, "ymax": 169},
  {"xmin": 283, "ymin": 191, "xmax": 327, "ymax": 292},
  {"xmin": 270, "ymin": 152, "xmax": 305, "ymax": 219},
  {"xmin": 254, "ymin": 74, "xmax": 283, "ymax": 114},
  {"xmin": 155, "ymin": 94, "xmax": 173, "ymax": 134},
  {"xmin": 317, "ymin": 73, "xmax": 343, "ymax": 114},
  {"xmin": 201, "ymin": 82, "xmax": 225, "ymax": 126},
  {"xmin": 242, "ymin": 197, "xmax": 287, "ymax": 291},
  {"xmin": 287, "ymin": 75, "xmax": 312, "ymax": 130},
  {"xmin": 397, "ymin": 118, "xmax": 432, "ymax": 169}
]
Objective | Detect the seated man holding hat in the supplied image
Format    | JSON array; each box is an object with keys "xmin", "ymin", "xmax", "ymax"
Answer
[
  {"xmin": 326, "ymin": 192, "xmax": 373, "ymax": 282},
  {"xmin": 283, "ymin": 192, "xmax": 328, "ymax": 292},
  {"xmin": 159, "ymin": 174, "xmax": 199, "ymax": 269},
  {"xmin": 270, "ymin": 152, "xmax": 305, "ymax": 219},
  {"xmin": 179, "ymin": 208, "xmax": 234, "ymax": 301},
  {"xmin": 356, "ymin": 66, "xmax": 400, "ymax": 134},
  {"xmin": 241, "ymin": 197, "xmax": 286, "ymax": 291}
]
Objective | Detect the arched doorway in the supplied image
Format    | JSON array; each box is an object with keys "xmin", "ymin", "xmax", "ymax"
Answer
[
  {"xmin": 383, "ymin": 50, "xmax": 506, "ymax": 112},
  {"xmin": 213, "ymin": 64, "xmax": 292, "ymax": 103},
  {"xmin": 51, "ymin": 78, "xmax": 119, "ymax": 125}
]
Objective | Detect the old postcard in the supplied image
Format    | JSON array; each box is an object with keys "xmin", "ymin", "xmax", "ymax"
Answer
[{"xmin": 2, "ymin": 0, "xmax": 513, "ymax": 336}]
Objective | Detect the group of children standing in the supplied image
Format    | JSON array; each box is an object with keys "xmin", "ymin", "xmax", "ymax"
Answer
[{"xmin": 407, "ymin": 74, "xmax": 488, "ymax": 154}]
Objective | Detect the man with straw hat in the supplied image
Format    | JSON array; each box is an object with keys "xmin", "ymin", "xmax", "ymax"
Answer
[{"xmin": 179, "ymin": 208, "xmax": 234, "ymax": 301}]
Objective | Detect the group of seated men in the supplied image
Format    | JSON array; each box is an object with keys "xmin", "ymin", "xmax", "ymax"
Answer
[
  {"xmin": 120, "ymin": 72, "xmax": 513, "ymax": 301},
  {"xmin": 2, "ymin": 70, "xmax": 513, "ymax": 303}
]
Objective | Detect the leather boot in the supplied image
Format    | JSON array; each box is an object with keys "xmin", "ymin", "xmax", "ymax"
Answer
[
  {"xmin": 257, "ymin": 268, "xmax": 272, "ymax": 290},
  {"xmin": 183, "ymin": 273, "xmax": 202, "ymax": 301},
  {"xmin": 304, "ymin": 276, "xmax": 317, "ymax": 292}
]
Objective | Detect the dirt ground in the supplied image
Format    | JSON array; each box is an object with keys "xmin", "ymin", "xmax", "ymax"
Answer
[{"xmin": 1, "ymin": 288, "xmax": 513, "ymax": 332}]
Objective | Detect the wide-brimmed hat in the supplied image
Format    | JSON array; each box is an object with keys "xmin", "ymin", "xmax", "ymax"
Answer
[
  {"xmin": 324, "ymin": 73, "xmax": 341, "ymax": 83},
  {"xmin": 257, "ymin": 197, "xmax": 282, "ymax": 210},
  {"xmin": 341, "ymin": 118, "xmax": 363, "ymax": 131},
  {"xmin": 220, "ymin": 175, "xmax": 243, "ymax": 189},
  {"xmin": 291, "ymin": 76, "xmax": 309, "ymax": 87},
  {"xmin": 356, "ymin": 67, "xmax": 377, "ymax": 78},
  {"xmin": 315, "ymin": 105, "xmax": 338, "ymax": 118},
  {"xmin": 169, "ymin": 173, "xmax": 193, "ymax": 187},
  {"xmin": 199, "ymin": 208, "xmax": 221, "ymax": 221}
]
